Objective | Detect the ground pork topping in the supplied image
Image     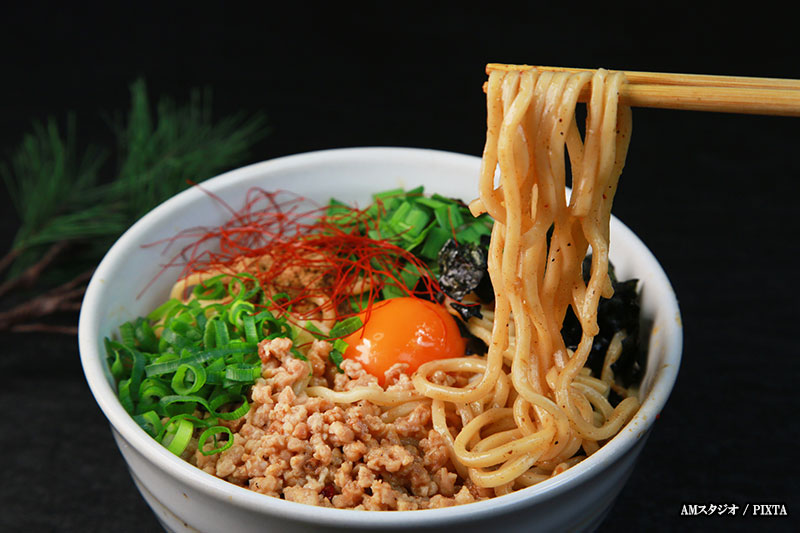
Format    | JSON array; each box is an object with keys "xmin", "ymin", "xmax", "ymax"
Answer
[{"xmin": 188, "ymin": 336, "xmax": 482, "ymax": 510}]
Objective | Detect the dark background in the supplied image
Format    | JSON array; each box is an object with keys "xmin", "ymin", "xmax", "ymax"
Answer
[{"xmin": 1, "ymin": 5, "xmax": 798, "ymax": 532}]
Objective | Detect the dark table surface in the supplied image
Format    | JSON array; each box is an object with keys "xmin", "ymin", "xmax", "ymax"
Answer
[{"xmin": 1, "ymin": 5, "xmax": 798, "ymax": 533}]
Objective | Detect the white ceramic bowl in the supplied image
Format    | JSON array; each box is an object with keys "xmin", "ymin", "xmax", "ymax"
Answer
[{"xmin": 78, "ymin": 147, "xmax": 682, "ymax": 533}]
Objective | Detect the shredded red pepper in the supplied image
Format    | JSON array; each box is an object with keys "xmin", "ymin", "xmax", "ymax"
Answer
[{"xmin": 143, "ymin": 187, "xmax": 442, "ymax": 323}]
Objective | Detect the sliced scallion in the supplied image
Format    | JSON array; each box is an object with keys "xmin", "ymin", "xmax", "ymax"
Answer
[
  {"xmin": 198, "ymin": 426, "xmax": 234, "ymax": 456},
  {"xmin": 328, "ymin": 316, "xmax": 363, "ymax": 338},
  {"xmin": 106, "ymin": 279, "xmax": 293, "ymax": 456},
  {"xmin": 162, "ymin": 418, "xmax": 194, "ymax": 456},
  {"xmin": 171, "ymin": 363, "xmax": 207, "ymax": 395}
]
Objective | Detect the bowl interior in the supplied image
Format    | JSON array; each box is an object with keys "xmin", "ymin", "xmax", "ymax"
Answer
[{"xmin": 78, "ymin": 146, "xmax": 682, "ymax": 526}]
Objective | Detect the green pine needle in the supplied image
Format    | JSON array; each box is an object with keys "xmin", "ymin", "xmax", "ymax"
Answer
[
  {"xmin": 1, "ymin": 78, "xmax": 269, "ymax": 281},
  {"xmin": 110, "ymin": 79, "xmax": 269, "ymax": 222},
  {"xmin": 1, "ymin": 114, "xmax": 109, "ymax": 252}
]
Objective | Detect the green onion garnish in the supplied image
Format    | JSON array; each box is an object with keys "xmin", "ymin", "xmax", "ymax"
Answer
[
  {"xmin": 162, "ymin": 417, "xmax": 194, "ymax": 456},
  {"xmin": 357, "ymin": 186, "xmax": 492, "ymax": 265},
  {"xmin": 328, "ymin": 316, "xmax": 363, "ymax": 338},
  {"xmin": 105, "ymin": 274, "xmax": 296, "ymax": 455},
  {"xmin": 198, "ymin": 426, "xmax": 234, "ymax": 456}
]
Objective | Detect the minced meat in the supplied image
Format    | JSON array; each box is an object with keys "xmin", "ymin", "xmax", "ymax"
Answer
[{"xmin": 189, "ymin": 337, "xmax": 487, "ymax": 510}]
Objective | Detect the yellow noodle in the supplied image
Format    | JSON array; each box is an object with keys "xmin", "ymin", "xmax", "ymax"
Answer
[
  {"xmin": 601, "ymin": 330, "xmax": 625, "ymax": 385},
  {"xmin": 380, "ymin": 399, "xmax": 431, "ymax": 423},
  {"xmin": 305, "ymin": 386, "xmax": 422, "ymax": 406},
  {"xmin": 412, "ymin": 67, "xmax": 640, "ymax": 489}
]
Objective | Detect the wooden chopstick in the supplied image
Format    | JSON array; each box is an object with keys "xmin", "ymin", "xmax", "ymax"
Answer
[
  {"xmin": 485, "ymin": 64, "xmax": 800, "ymax": 117},
  {"xmin": 488, "ymin": 64, "xmax": 800, "ymax": 89}
]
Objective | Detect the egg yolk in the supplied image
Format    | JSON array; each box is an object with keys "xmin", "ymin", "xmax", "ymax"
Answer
[{"xmin": 342, "ymin": 297, "xmax": 465, "ymax": 385}]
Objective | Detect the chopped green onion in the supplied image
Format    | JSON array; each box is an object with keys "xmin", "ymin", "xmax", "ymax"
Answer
[
  {"xmin": 133, "ymin": 319, "xmax": 159, "ymax": 353},
  {"xmin": 119, "ymin": 322, "xmax": 136, "ymax": 348},
  {"xmin": 329, "ymin": 316, "xmax": 363, "ymax": 338},
  {"xmin": 106, "ymin": 272, "xmax": 295, "ymax": 456},
  {"xmin": 162, "ymin": 418, "xmax": 194, "ymax": 456},
  {"xmin": 160, "ymin": 327, "xmax": 194, "ymax": 351},
  {"xmin": 171, "ymin": 363, "xmax": 207, "ymax": 395},
  {"xmin": 133, "ymin": 410, "xmax": 164, "ymax": 438},
  {"xmin": 209, "ymin": 393, "xmax": 250, "ymax": 420},
  {"xmin": 304, "ymin": 321, "xmax": 326, "ymax": 339},
  {"xmin": 242, "ymin": 315, "xmax": 258, "ymax": 344},
  {"xmin": 362, "ymin": 186, "xmax": 491, "ymax": 271},
  {"xmin": 399, "ymin": 206, "xmax": 430, "ymax": 239},
  {"xmin": 213, "ymin": 318, "xmax": 230, "ymax": 347},
  {"xmin": 146, "ymin": 298, "xmax": 182, "ymax": 321},
  {"xmin": 389, "ymin": 201, "xmax": 412, "ymax": 229},
  {"xmin": 456, "ymin": 225, "xmax": 481, "ymax": 245},
  {"xmin": 331, "ymin": 338, "xmax": 349, "ymax": 353},
  {"xmin": 413, "ymin": 196, "xmax": 447, "ymax": 209},
  {"xmin": 118, "ymin": 378, "xmax": 134, "ymax": 413},
  {"xmin": 420, "ymin": 226, "xmax": 453, "ymax": 260},
  {"xmin": 405, "ymin": 185, "xmax": 425, "ymax": 197},
  {"xmin": 329, "ymin": 349, "xmax": 345, "ymax": 373},
  {"xmin": 224, "ymin": 363, "xmax": 261, "ymax": 382},
  {"xmin": 373, "ymin": 187, "xmax": 405, "ymax": 211},
  {"xmin": 198, "ymin": 426, "xmax": 234, "ymax": 456}
]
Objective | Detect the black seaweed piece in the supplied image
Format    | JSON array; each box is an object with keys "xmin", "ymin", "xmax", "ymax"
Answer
[
  {"xmin": 449, "ymin": 301, "xmax": 483, "ymax": 321},
  {"xmin": 434, "ymin": 237, "xmax": 645, "ymax": 394},
  {"xmin": 411, "ymin": 277, "xmax": 446, "ymax": 304},
  {"xmin": 474, "ymin": 234, "xmax": 494, "ymax": 302},
  {"xmin": 434, "ymin": 237, "xmax": 494, "ymax": 348},
  {"xmin": 454, "ymin": 317, "xmax": 488, "ymax": 355},
  {"xmin": 561, "ymin": 256, "xmax": 645, "ymax": 395},
  {"xmin": 437, "ymin": 238, "xmax": 493, "ymax": 302}
]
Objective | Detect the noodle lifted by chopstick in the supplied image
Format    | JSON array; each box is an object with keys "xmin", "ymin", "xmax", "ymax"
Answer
[{"xmin": 413, "ymin": 67, "xmax": 639, "ymax": 491}]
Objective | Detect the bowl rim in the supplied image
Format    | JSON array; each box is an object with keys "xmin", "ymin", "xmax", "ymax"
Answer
[{"xmin": 78, "ymin": 146, "xmax": 682, "ymax": 527}]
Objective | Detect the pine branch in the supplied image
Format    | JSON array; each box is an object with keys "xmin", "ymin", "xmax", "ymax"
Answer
[
  {"xmin": 0, "ymin": 241, "xmax": 69, "ymax": 300},
  {"xmin": 0, "ymin": 268, "xmax": 92, "ymax": 332},
  {"xmin": 1, "ymin": 115, "xmax": 109, "ymax": 279},
  {"xmin": 108, "ymin": 80, "xmax": 269, "ymax": 223},
  {"xmin": 11, "ymin": 324, "xmax": 80, "ymax": 335},
  {"xmin": 0, "ymin": 79, "xmax": 269, "ymax": 334},
  {"xmin": 0, "ymin": 248, "xmax": 22, "ymax": 278}
]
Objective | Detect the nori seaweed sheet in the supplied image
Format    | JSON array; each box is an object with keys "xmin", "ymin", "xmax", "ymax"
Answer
[
  {"xmin": 560, "ymin": 256, "xmax": 645, "ymax": 394},
  {"xmin": 437, "ymin": 240, "xmax": 646, "ymax": 394},
  {"xmin": 437, "ymin": 236, "xmax": 494, "ymax": 305}
]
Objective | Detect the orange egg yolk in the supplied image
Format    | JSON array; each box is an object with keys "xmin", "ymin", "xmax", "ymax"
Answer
[{"xmin": 342, "ymin": 297, "xmax": 465, "ymax": 385}]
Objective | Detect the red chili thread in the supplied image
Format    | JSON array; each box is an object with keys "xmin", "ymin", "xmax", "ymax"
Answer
[{"xmin": 142, "ymin": 188, "xmax": 442, "ymax": 324}]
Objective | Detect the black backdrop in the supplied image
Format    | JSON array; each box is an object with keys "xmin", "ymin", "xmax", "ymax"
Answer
[{"xmin": 1, "ymin": 5, "xmax": 798, "ymax": 533}]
